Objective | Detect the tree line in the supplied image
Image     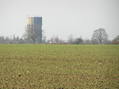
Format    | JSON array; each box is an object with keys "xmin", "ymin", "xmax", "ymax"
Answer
[{"xmin": 0, "ymin": 28, "xmax": 119, "ymax": 44}]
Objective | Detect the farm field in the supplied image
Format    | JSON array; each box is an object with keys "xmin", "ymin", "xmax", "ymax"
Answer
[{"xmin": 0, "ymin": 44, "xmax": 119, "ymax": 89}]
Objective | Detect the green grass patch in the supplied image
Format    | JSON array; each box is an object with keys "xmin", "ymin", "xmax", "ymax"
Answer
[{"xmin": 0, "ymin": 44, "xmax": 119, "ymax": 89}]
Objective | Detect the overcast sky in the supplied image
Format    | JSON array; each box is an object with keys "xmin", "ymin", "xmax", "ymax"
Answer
[{"xmin": 0, "ymin": 0, "xmax": 119, "ymax": 40}]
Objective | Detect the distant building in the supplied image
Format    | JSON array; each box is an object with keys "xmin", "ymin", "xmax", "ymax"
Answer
[{"xmin": 27, "ymin": 17, "xmax": 42, "ymax": 43}]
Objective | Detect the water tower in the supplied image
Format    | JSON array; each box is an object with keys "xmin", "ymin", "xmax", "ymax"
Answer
[{"xmin": 27, "ymin": 17, "xmax": 42, "ymax": 43}]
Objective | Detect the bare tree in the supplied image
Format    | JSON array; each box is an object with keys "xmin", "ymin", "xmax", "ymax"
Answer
[
  {"xmin": 23, "ymin": 25, "xmax": 38, "ymax": 43},
  {"xmin": 48, "ymin": 36, "xmax": 65, "ymax": 44},
  {"xmin": 92, "ymin": 28, "xmax": 108, "ymax": 44}
]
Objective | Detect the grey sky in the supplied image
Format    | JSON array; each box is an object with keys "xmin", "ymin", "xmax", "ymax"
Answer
[{"xmin": 0, "ymin": 0, "xmax": 119, "ymax": 40}]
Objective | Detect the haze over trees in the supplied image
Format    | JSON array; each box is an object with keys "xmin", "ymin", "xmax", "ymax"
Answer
[
  {"xmin": 112, "ymin": 35, "xmax": 119, "ymax": 44},
  {"xmin": 0, "ymin": 28, "xmax": 118, "ymax": 44}
]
